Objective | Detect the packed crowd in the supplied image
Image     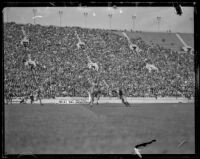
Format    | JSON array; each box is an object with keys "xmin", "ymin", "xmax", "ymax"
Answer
[{"xmin": 4, "ymin": 22, "xmax": 195, "ymax": 98}]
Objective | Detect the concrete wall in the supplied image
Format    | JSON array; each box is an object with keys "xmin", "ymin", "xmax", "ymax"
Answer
[
  {"xmin": 9, "ymin": 97, "xmax": 194, "ymax": 104},
  {"xmin": 47, "ymin": 97, "xmax": 194, "ymax": 104}
]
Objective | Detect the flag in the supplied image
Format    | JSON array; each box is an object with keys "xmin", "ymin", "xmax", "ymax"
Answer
[
  {"xmin": 88, "ymin": 62, "xmax": 99, "ymax": 71},
  {"xmin": 76, "ymin": 41, "xmax": 85, "ymax": 49},
  {"xmin": 87, "ymin": 56, "xmax": 99, "ymax": 71},
  {"xmin": 122, "ymin": 32, "xmax": 141, "ymax": 53},
  {"xmin": 130, "ymin": 44, "xmax": 139, "ymax": 52},
  {"xmin": 75, "ymin": 31, "xmax": 85, "ymax": 49},
  {"xmin": 25, "ymin": 58, "xmax": 36, "ymax": 68},
  {"xmin": 129, "ymin": 43, "xmax": 142, "ymax": 53},
  {"xmin": 146, "ymin": 63, "xmax": 159, "ymax": 72},
  {"xmin": 20, "ymin": 36, "xmax": 29, "ymax": 46}
]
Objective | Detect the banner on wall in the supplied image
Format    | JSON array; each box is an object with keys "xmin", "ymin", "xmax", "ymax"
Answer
[{"xmin": 58, "ymin": 99, "xmax": 88, "ymax": 104}]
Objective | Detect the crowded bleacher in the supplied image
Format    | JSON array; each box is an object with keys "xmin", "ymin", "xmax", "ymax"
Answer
[{"xmin": 4, "ymin": 22, "xmax": 195, "ymax": 98}]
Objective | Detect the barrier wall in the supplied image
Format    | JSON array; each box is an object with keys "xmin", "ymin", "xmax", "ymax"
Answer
[{"xmin": 9, "ymin": 97, "xmax": 194, "ymax": 104}]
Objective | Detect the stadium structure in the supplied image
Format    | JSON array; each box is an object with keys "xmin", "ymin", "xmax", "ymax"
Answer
[
  {"xmin": 4, "ymin": 21, "xmax": 195, "ymax": 154},
  {"xmin": 4, "ymin": 22, "xmax": 194, "ymax": 104}
]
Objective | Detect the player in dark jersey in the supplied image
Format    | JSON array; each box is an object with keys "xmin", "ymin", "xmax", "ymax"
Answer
[
  {"xmin": 37, "ymin": 87, "xmax": 43, "ymax": 105},
  {"xmin": 30, "ymin": 93, "xmax": 34, "ymax": 104},
  {"xmin": 88, "ymin": 81, "xmax": 97, "ymax": 106},
  {"xmin": 20, "ymin": 96, "xmax": 27, "ymax": 104},
  {"xmin": 118, "ymin": 88, "xmax": 130, "ymax": 106},
  {"xmin": 90, "ymin": 89, "xmax": 102, "ymax": 105}
]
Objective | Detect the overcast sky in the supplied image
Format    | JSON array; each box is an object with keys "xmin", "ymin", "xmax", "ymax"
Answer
[{"xmin": 3, "ymin": 7, "xmax": 194, "ymax": 33}]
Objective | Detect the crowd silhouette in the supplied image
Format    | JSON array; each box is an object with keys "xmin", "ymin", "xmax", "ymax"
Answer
[{"xmin": 4, "ymin": 22, "xmax": 194, "ymax": 99}]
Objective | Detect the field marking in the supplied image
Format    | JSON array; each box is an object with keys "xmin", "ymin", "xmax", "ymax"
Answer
[{"xmin": 177, "ymin": 140, "xmax": 187, "ymax": 148}]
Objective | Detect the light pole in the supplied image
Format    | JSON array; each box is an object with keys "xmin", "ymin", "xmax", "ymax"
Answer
[
  {"xmin": 157, "ymin": 16, "xmax": 161, "ymax": 32},
  {"xmin": 59, "ymin": 10, "xmax": 63, "ymax": 27},
  {"xmin": 132, "ymin": 15, "xmax": 136, "ymax": 31},
  {"xmin": 83, "ymin": 12, "xmax": 88, "ymax": 28},
  {"xmin": 108, "ymin": 13, "xmax": 112, "ymax": 30},
  {"xmin": 33, "ymin": 8, "xmax": 37, "ymax": 24}
]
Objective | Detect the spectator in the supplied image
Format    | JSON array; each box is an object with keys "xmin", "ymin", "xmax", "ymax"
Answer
[{"xmin": 4, "ymin": 22, "xmax": 195, "ymax": 98}]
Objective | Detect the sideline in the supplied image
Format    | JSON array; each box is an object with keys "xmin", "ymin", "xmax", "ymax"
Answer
[{"xmin": 6, "ymin": 97, "xmax": 194, "ymax": 104}]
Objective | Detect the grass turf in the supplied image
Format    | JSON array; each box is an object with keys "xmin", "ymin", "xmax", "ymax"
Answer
[{"xmin": 4, "ymin": 103, "xmax": 194, "ymax": 154}]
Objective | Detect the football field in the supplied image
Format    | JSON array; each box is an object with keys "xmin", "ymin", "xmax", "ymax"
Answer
[{"xmin": 4, "ymin": 103, "xmax": 194, "ymax": 154}]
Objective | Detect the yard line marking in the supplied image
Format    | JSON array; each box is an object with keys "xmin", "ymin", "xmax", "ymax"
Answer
[{"xmin": 177, "ymin": 140, "xmax": 187, "ymax": 148}]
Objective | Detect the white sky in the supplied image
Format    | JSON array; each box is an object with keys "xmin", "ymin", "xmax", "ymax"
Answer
[{"xmin": 3, "ymin": 7, "xmax": 194, "ymax": 33}]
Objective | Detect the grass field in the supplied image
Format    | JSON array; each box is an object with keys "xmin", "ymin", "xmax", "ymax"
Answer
[{"xmin": 5, "ymin": 103, "xmax": 194, "ymax": 154}]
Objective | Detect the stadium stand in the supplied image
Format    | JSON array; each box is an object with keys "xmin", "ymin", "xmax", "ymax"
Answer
[
  {"xmin": 4, "ymin": 22, "xmax": 195, "ymax": 99},
  {"xmin": 114, "ymin": 30, "xmax": 194, "ymax": 53}
]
